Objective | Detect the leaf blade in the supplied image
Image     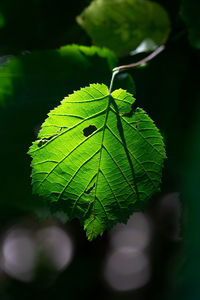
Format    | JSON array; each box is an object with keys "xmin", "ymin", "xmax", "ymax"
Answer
[{"xmin": 29, "ymin": 83, "xmax": 166, "ymax": 240}]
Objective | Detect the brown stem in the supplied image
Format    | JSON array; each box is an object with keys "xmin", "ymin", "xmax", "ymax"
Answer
[
  {"xmin": 113, "ymin": 45, "xmax": 165, "ymax": 73},
  {"xmin": 109, "ymin": 45, "xmax": 165, "ymax": 93}
]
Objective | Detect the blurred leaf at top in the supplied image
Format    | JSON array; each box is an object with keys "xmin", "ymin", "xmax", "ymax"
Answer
[
  {"xmin": 0, "ymin": 45, "xmax": 119, "ymax": 217},
  {"xmin": 77, "ymin": 0, "xmax": 171, "ymax": 56},
  {"xmin": 181, "ymin": 0, "xmax": 200, "ymax": 49}
]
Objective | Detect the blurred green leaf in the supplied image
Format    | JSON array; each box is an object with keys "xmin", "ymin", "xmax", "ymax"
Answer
[
  {"xmin": 181, "ymin": 0, "xmax": 200, "ymax": 49},
  {"xmin": 0, "ymin": 45, "xmax": 117, "ymax": 107},
  {"xmin": 168, "ymin": 94, "xmax": 200, "ymax": 300},
  {"xmin": 77, "ymin": 0, "xmax": 171, "ymax": 56}
]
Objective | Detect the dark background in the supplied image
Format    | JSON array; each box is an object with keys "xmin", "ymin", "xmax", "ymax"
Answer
[{"xmin": 0, "ymin": 0, "xmax": 199, "ymax": 299}]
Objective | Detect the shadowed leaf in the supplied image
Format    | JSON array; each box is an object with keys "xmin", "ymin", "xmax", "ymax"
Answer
[{"xmin": 77, "ymin": 0, "xmax": 171, "ymax": 56}]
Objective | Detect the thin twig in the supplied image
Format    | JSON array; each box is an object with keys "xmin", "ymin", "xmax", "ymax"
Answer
[
  {"xmin": 113, "ymin": 45, "xmax": 165, "ymax": 73},
  {"xmin": 109, "ymin": 45, "xmax": 165, "ymax": 94}
]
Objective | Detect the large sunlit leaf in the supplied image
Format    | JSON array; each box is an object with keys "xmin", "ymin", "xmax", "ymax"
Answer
[
  {"xmin": 29, "ymin": 84, "xmax": 166, "ymax": 240},
  {"xmin": 77, "ymin": 0, "xmax": 171, "ymax": 56}
]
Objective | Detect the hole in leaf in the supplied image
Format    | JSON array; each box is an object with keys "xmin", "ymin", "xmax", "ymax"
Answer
[
  {"xmin": 83, "ymin": 125, "xmax": 97, "ymax": 137},
  {"xmin": 85, "ymin": 182, "xmax": 96, "ymax": 195},
  {"xmin": 38, "ymin": 139, "xmax": 48, "ymax": 147}
]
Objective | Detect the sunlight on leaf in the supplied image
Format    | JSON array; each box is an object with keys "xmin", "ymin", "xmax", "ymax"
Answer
[{"xmin": 29, "ymin": 84, "xmax": 166, "ymax": 240}]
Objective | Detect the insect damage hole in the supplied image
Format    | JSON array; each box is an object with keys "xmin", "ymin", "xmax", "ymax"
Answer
[
  {"xmin": 85, "ymin": 182, "xmax": 96, "ymax": 195},
  {"xmin": 83, "ymin": 125, "xmax": 97, "ymax": 137}
]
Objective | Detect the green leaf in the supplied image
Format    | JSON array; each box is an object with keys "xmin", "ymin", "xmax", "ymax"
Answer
[
  {"xmin": 181, "ymin": 0, "xmax": 200, "ymax": 49},
  {"xmin": 29, "ymin": 84, "xmax": 166, "ymax": 240},
  {"xmin": 0, "ymin": 44, "xmax": 117, "ymax": 107},
  {"xmin": 77, "ymin": 0, "xmax": 171, "ymax": 56}
]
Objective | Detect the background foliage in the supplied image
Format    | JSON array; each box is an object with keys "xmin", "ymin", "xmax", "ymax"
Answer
[{"xmin": 0, "ymin": 0, "xmax": 199, "ymax": 299}]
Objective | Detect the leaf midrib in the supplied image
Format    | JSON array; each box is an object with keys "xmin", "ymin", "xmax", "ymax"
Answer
[{"xmin": 92, "ymin": 95, "xmax": 111, "ymax": 226}]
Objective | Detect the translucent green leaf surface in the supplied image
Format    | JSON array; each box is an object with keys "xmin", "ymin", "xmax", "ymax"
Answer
[
  {"xmin": 77, "ymin": 0, "xmax": 171, "ymax": 56},
  {"xmin": 29, "ymin": 84, "xmax": 166, "ymax": 240}
]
